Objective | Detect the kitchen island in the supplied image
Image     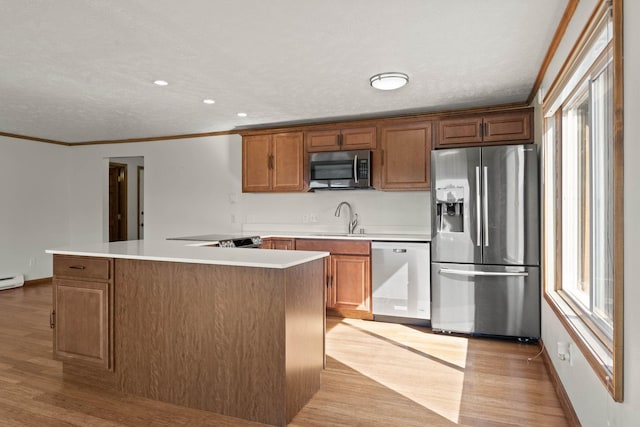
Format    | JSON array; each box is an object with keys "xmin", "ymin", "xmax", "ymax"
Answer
[{"xmin": 46, "ymin": 240, "xmax": 328, "ymax": 427}]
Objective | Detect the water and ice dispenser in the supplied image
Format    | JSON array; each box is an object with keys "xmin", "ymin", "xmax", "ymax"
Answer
[{"xmin": 435, "ymin": 186, "xmax": 464, "ymax": 232}]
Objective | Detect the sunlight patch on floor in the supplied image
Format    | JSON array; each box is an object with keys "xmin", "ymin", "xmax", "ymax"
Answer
[{"xmin": 327, "ymin": 319, "xmax": 469, "ymax": 423}]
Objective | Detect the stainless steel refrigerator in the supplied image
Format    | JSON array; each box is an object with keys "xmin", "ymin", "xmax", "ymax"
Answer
[{"xmin": 430, "ymin": 144, "xmax": 540, "ymax": 339}]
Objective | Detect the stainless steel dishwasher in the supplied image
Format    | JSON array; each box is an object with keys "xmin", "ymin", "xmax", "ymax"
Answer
[{"xmin": 371, "ymin": 241, "xmax": 430, "ymax": 325}]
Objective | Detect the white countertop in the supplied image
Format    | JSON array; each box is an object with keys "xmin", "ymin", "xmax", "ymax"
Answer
[
  {"xmin": 46, "ymin": 240, "xmax": 329, "ymax": 269},
  {"xmin": 261, "ymin": 232, "xmax": 430, "ymax": 242}
]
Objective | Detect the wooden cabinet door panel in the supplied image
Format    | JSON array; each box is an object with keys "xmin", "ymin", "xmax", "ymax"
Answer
[
  {"xmin": 54, "ymin": 255, "xmax": 111, "ymax": 281},
  {"xmin": 242, "ymin": 134, "xmax": 272, "ymax": 192},
  {"xmin": 54, "ymin": 279, "xmax": 110, "ymax": 368},
  {"xmin": 331, "ymin": 255, "xmax": 370, "ymax": 312},
  {"xmin": 305, "ymin": 130, "xmax": 340, "ymax": 152},
  {"xmin": 483, "ymin": 111, "xmax": 532, "ymax": 142},
  {"xmin": 295, "ymin": 239, "xmax": 370, "ymax": 255},
  {"xmin": 272, "ymin": 132, "xmax": 304, "ymax": 191},
  {"xmin": 262, "ymin": 238, "xmax": 296, "ymax": 250},
  {"xmin": 438, "ymin": 116, "xmax": 484, "ymax": 146},
  {"xmin": 380, "ymin": 122, "xmax": 432, "ymax": 190},
  {"xmin": 341, "ymin": 127, "xmax": 376, "ymax": 150}
]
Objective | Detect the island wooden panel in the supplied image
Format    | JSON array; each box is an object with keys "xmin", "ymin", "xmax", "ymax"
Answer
[{"xmin": 114, "ymin": 258, "xmax": 324, "ymax": 427}]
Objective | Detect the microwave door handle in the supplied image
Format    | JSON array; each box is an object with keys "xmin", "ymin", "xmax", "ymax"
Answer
[{"xmin": 353, "ymin": 154, "xmax": 359, "ymax": 183}]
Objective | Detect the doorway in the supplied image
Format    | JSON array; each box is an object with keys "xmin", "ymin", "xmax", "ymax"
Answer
[
  {"xmin": 106, "ymin": 156, "xmax": 144, "ymax": 242},
  {"xmin": 137, "ymin": 166, "xmax": 144, "ymax": 239},
  {"xmin": 108, "ymin": 163, "xmax": 127, "ymax": 242}
]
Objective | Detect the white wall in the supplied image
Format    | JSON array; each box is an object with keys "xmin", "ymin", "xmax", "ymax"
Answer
[
  {"xmin": 67, "ymin": 135, "xmax": 242, "ymax": 243},
  {"xmin": 0, "ymin": 136, "xmax": 70, "ymax": 280},
  {"xmin": 537, "ymin": 1, "xmax": 640, "ymax": 425}
]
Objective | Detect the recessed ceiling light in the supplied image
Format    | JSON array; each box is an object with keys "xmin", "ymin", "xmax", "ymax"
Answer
[
  {"xmin": 203, "ymin": 99, "xmax": 216, "ymax": 104},
  {"xmin": 237, "ymin": 112, "xmax": 248, "ymax": 117},
  {"xmin": 153, "ymin": 80, "xmax": 169, "ymax": 86},
  {"xmin": 369, "ymin": 72, "xmax": 409, "ymax": 90}
]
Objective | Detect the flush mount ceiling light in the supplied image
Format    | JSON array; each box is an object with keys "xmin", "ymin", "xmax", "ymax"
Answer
[
  {"xmin": 203, "ymin": 99, "xmax": 215, "ymax": 104},
  {"xmin": 153, "ymin": 80, "xmax": 168, "ymax": 86},
  {"xmin": 237, "ymin": 112, "xmax": 248, "ymax": 117},
  {"xmin": 369, "ymin": 72, "xmax": 409, "ymax": 90}
]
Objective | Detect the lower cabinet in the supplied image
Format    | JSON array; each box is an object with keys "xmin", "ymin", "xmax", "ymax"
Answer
[
  {"xmin": 295, "ymin": 239, "xmax": 372, "ymax": 319},
  {"xmin": 260, "ymin": 237, "xmax": 295, "ymax": 250},
  {"xmin": 52, "ymin": 255, "xmax": 113, "ymax": 370},
  {"xmin": 329, "ymin": 254, "xmax": 371, "ymax": 315}
]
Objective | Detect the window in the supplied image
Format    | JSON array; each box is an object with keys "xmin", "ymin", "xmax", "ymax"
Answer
[
  {"xmin": 561, "ymin": 52, "xmax": 614, "ymax": 338},
  {"xmin": 542, "ymin": 1, "xmax": 623, "ymax": 402}
]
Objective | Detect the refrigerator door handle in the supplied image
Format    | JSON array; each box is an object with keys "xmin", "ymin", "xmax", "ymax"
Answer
[
  {"xmin": 475, "ymin": 166, "xmax": 481, "ymax": 246},
  {"xmin": 439, "ymin": 268, "xmax": 528, "ymax": 277},
  {"xmin": 483, "ymin": 166, "xmax": 489, "ymax": 247}
]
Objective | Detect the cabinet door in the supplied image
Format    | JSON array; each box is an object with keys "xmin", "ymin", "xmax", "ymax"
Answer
[
  {"xmin": 53, "ymin": 279, "xmax": 111, "ymax": 369},
  {"xmin": 331, "ymin": 255, "xmax": 371, "ymax": 313},
  {"xmin": 341, "ymin": 127, "xmax": 377, "ymax": 150},
  {"xmin": 380, "ymin": 121, "xmax": 432, "ymax": 190},
  {"xmin": 272, "ymin": 132, "xmax": 304, "ymax": 192},
  {"xmin": 483, "ymin": 110, "xmax": 532, "ymax": 143},
  {"xmin": 437, "ymin": 116, "xmax": 484, "ymax": 147},
  {"xmin": 242, "ymin": 134, "xmax": 272, "ymax": 192},
  {"xmin": 306, "ymin": 127, "xmax": 376, "ymax": 152},
  {"xmin": 305, "ymin": 130, "xmax": 340, "ymax": 152},
  {"xmin": 261, "ymin": 237, "xmax": 295, "ymax": 250}
]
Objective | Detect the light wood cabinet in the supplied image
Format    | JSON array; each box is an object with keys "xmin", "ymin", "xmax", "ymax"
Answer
[
  {"xmin": 52, "ymin": 255, "xmax": 113, "ymax": 370},
  {"xmin": 305, "ymin": 126, "xmax": 376, "ymax": 152},
  {"xmin": 242, "ymin": 132, "xmax": 304, "ymax": 192},
  {"xmin": 295, "ymin": 238, "xmax": 372, "ymax": 319},
  {"xmin": 437, "ymin": 109, "xmax": 533, "ymax": 148},
  {"xmin": 379, "ymin": 121, "xmax": 432, "ymax": 190},
  {"xmin": 329, "ymin": 254, "xmax": 371, "ymax": 313},
  {"xmin": 261, "ymin": 237, "xmax": 295, "ymax": 250}
]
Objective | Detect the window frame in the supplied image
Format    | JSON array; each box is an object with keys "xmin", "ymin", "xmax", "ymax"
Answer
[{"xmin": 541, "ymin": 0, "xmax": 623, "ymax": 402}]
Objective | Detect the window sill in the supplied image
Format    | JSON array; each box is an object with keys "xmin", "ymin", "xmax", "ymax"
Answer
[{"xmin": 544, "ymin": 290, "xmax": 616, "ymax": 398}]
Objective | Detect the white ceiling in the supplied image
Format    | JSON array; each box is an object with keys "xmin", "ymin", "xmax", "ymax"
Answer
[{"xmin": 0, "ymin": 0, "xmax": 567, "ymax": 143}]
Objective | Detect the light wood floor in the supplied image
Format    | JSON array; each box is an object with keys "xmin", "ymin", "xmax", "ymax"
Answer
[{"xmin": 0, "ymin": 284, "xmax": 569, "ymax": 426}]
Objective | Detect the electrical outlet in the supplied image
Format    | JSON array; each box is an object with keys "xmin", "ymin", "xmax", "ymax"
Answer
[
  {"xmin": 28, "ymin": 257, "xmax": 36, "ymax": 269},
  {"xmin": 302, "ymin": 214, "xmax": 309, "ymax": 223},
  {"xmin": 310, "ymin": 214, "xmax": 318, "ymax": 223},
  {"xmin": 557, "ymin": 342, "xmax": 570, "ymax": 361}
]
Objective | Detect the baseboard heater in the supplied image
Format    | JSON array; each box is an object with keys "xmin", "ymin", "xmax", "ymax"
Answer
[{"xmin": 0, "ymin": 274, "xmax": 24, "ymax": 291}]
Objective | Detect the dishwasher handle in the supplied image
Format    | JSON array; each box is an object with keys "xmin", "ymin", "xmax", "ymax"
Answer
[
  {"xmin": 439, "ymin": 268, "xmax": 528, "ymax": 277},
  {"xmin": 392, "ymin": 248, "xmax": 407, "ymax": 253}
]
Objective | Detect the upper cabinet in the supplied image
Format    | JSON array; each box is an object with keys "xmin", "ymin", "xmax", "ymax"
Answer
[
  {"xmin": 242, "ymin": 132, "xmax": 304, "ymax": 192},
  {"xmin": 378, "ymin": 121, "xmax": 432, "ymax": 191},
  {"xmin": 305, "ymin": 126, "xmax": 376, "ymax": 152},
  {"xmin": 436, "ymin": 108, "xmax": 533, "ymax": 148}
]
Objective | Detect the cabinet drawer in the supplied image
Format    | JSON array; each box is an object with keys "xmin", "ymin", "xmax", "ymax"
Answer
[
  {"xmin": 54, "ymin": 255, "xmax": 111, "ymax": 281},
  {"xmin": 295, "ymin": 239, "xmax": 370, "ymax": 255}
]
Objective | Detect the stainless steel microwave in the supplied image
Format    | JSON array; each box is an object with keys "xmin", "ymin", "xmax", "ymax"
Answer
[{"xmin": 308, "ymin": 150, "xmax": 372, "ymax": 190}]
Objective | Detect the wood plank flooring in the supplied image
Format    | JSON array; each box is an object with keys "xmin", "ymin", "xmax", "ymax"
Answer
[{"xmin": 0, "ymin": 284, "xmax": 569, "ymax": 426}]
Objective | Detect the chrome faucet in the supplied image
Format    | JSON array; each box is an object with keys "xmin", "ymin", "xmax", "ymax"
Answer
[{"xmin": 335, "ymin": 201, "xmax": 358, "ymax": 234}]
